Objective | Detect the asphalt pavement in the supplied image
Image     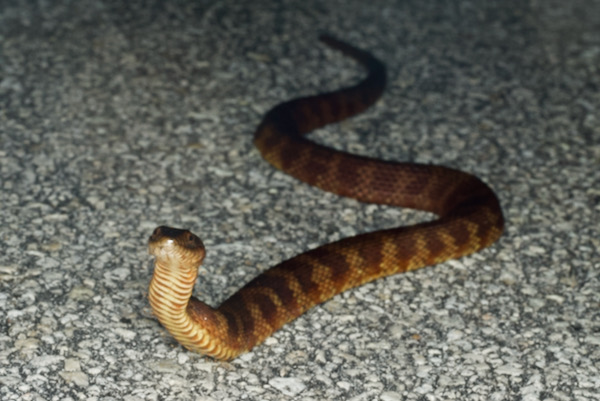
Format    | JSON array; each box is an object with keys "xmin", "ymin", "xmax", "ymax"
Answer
[{"xmin": 1, "ymin": 1, "xmax": 599, "ymax": 400}]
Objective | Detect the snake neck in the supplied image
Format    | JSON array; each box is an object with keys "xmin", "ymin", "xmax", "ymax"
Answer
[
  {"xmin": 148, "ymin": 259, "xmax": 201, "ymax": 346},
  {"xmin": 148, "ymin": 258, "xmax": 237, "ymax": 359}
]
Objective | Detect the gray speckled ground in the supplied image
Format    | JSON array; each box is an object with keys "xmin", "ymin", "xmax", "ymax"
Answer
[{"xmin": 1, "ymin": 1, "xmax": 599, "ymax": 400}]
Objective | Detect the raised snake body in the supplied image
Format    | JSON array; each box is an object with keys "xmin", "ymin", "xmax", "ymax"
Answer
[{"xmin": 148, "ymin": 35, "xmax": 504, "ymax": 361}]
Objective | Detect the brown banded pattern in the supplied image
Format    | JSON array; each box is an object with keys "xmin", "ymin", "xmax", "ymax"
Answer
[{"xmin": 147, "ymin": 35, "xmax": 504, "ymax": 360}]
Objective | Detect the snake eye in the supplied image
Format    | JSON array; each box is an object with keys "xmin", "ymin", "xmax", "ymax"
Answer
[{"xmin": 149, "ymin": 227, "xmax": 162, "ymax": 242}]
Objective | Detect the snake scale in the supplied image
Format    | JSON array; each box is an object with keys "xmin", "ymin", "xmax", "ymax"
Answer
[{"xmin": 147, "ymin": 35, "xmax": 504, "ymax": 361}]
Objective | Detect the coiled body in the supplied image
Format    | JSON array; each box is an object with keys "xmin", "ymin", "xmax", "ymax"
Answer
[{"xmin": 148, "ymin": 35, "xmax": 504, "ymax": 361}]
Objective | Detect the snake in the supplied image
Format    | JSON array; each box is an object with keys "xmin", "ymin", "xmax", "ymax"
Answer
[{"xmin": 147, "ymin": 35, "xmax": 504, "ymax": 361}]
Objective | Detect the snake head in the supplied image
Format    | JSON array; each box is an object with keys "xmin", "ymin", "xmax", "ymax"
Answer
[{"xmin": 148, "ymin": 226, "xmax": 206, "ymax": 270}]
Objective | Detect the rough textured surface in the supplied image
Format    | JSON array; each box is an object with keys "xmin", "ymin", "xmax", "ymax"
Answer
[{"xmin": 0, "ymin": 0, "xmax": 598, "ymax": 400}]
